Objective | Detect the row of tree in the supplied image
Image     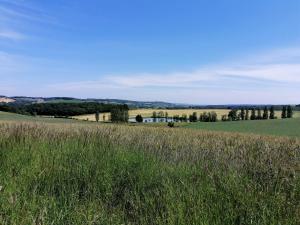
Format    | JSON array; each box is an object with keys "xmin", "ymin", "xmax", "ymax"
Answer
[
  {"xmin": 149, "ymin": 105, "xmax": 294, "ymax": 124},
  {"xmin": 225, "ymin": 106, "xmax": 293, "ymax": 121},
  {"xmin": 150, "ymin": 111, "xmax": 218, "ymax": 123}
]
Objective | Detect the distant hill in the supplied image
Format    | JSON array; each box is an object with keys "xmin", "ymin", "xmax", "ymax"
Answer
[
  {"xmin": 3, "ymin": 96, "xmax": 188, "ymax": 109},
  {"xmin": 1, "ymin": 95, "xmax": 299, "ymax": 110},
  {"xmin": 0, "ymin": 97, "xmax": 15, "ymax": 103}
]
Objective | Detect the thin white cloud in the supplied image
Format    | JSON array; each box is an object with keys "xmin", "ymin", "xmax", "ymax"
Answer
[
  {"xmin": 47, "ymin": 47, "xmax": 300, "ymax": 104},
  {"xmin": 0, "ymin": 0, "xmax": 57, "ymax": 42},
  {"xmin": 2, "ymin": 47, "xmax": 300, "ymax": 104},
  {"xmin": 0, "ymin": 30, "xmax": 26, "ymax": 40}
]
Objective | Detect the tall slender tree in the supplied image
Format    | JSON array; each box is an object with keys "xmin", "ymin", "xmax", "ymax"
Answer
[
  {"xmin": 250, "ymin": 108, "xmax": 256, "ymax": 120},
  {"xmin": 287, "ymin": 105, "xmax": 293, "ymax": 118},
  {"xmin": 269, "ymin": 106, "xmax": 275, "ymax": 119},
  {"xmin": 263, "ymin": 107, "xmax": 268, "ymax": 120},
  {"xmin": 245, "ymin": 109, "xmax": 249, "ymax": 120},
  {"xmin": 257, "ymin": 108, "xmax": 262, "ymax": 120},
  {"xmin": 95, "ymin": 111, "xmax": 100, "ymax": 122},
  {"xmin": 281, "ymin": 106, "xmax": 287, "ymax": 119},
  {"xmin": 241, "ymin": 108, "xmax": 245, "ymax": 120},
  {"xmin": 165, "ymin": 112, "xmax": 169, "ymax": 120}
]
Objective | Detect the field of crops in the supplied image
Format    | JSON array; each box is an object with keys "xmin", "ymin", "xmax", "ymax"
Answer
[
  {"xmin": 73, "ymin": 108, "xmax": 297, "ymax": 122},
  {"xmin": 0, "ymin": 121, "xmax": 299, "ymax": 224},
  {"xmin": 73, "ymin": 109, "xmax": 230, "ymax": 121}
]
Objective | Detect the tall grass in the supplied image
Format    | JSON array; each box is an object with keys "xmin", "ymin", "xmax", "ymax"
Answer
[{"xmin": 0, "ymin": 122, "xmax": 299, "ymax": 224}]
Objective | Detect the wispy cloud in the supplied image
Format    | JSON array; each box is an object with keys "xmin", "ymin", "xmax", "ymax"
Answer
[
  {"xmin": 0, "ymin": 0, "xmax": 56, "ymax": 41},
  {"xmin": 1, "ymin": 47, "xmax": 299, "ymax": 104},
  {"xmin": 47, "ymin": 47, "xmax": 300, "ymax": 104},
  {"xmin": 51, "ymin": 47, "xmax": 300, "ymax": 89},
  {"xmin": 0, "ymin": 30, "xmax": 26, "ymax": 40}
]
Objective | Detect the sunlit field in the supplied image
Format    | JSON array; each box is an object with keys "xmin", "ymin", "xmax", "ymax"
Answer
[
  {"xmin": 0, "ymin": 120, "xmax": 299, "ymax": 224},
  {"xmin": 73, "ymin": 109, "xmax": 230, "ymax": 121},
  {"xmin": 73, "ymin": 109, "xmax": 300, "ymax": 122}
]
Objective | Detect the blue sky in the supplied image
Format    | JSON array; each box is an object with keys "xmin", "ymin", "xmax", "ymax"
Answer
[{"xmin": 0, "ymin": 0, "xmax": 300, "ymax": 104}]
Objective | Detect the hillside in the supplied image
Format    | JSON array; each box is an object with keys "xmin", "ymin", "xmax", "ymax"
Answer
[
  {"xmin": 2, "ymin": 96, "xmax": 184, "ymax": 109},
  {"xmin": 3, "ymin": 95, "xmax": 299, "ymax": 110},
  {"xmin": 0, "ymin": 121, "xmax": 299, "ymax": 224}
]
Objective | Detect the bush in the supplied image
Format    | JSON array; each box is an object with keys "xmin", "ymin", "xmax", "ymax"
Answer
[
  {"xmin": 167, "ymin": 122, "xmax": 175, "ymax": 127},
  {"xmin": 136, "ymin": 114, "xmax": 143, "ymax": 123}
]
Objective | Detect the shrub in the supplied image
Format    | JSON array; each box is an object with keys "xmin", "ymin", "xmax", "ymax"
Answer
[
  {"xmin": 167, "ymin": 122, "xmax": 175, "ymax": 127},
  {"xmin": 136, "ymin": 114, "xmax": 143, "ymax": 123}
]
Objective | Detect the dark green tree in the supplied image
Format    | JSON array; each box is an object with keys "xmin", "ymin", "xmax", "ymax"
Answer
[
  {"xmin": 263, "ymin": 107, "xmax": 268, "ymax": 120},
  {"xmin": 189, "ymin": 112, "xmax": 198, "ymax": 122},
  {"xmin": 165, "ymin": 112, "xmax": 169, "ymax": 119},
  {"xmin": 228, "ymin": 109, "xmax": 237, "ymax": 121},
  {"xmin": 241, "ymin": 108, "xmax": 245, "ymax": 120},
  {"xmin": 152, "ymin": 111, "xmax": 157, "ymax": 118},
  {"xmin": 135, "ymin": 114, "xmax": 143, "ymax": 123},
  {"xmin": 95, "ymin": 111, "xmax": 100, "ymax": 122},
  {"xmin": 269, "ymin": 106, "xmax": 275, "ymax": 119},
  {"xmin": 257, "ymin": 108, "xmax": 262, "ymax": 120},
  {"xmin": 221, "ymin": 115, "xmax": 228, "ymax": 121},
  {"xmin": 281, "ymin": 106, "xmax": 287, "ymax": 119},
  {"xmin": 250, "ymin": 108, "xmax": 256, "ymax": 120},
  {"xmin": 287, "ymin": 105, "xmax": 293, "ymax": 118},
  {"xmin": 111, "ymin": 108, "xmax": 129, "ymax": 123}
]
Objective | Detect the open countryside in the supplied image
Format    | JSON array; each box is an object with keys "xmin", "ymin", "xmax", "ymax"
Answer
[
  {"xmin": 1, "ymin": 0, "xmax": 300, "ymax": 224},
  {"xmin": 0, "ymin": 107, "xmax": 299, "ymax": 224}
]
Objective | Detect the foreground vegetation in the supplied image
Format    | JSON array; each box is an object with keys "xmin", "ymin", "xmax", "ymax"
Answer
[{"xmin": 0, "ymin": 122, "xmax": 299, "ymax": 224}]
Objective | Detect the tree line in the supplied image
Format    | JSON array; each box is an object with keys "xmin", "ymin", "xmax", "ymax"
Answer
[
  {"xmin": 224, "ymin": 105, "xmax": 293, "ymax": 121},
  {"xmin": 143, "ymin": 106, "xmax": 294, "ymax": 124},
  {"xmin": 0, "ymin": 102, "xmax": 129, "ymax": 118},
  {"xmin": 149, "ymin": 111, "xmax": 218, "ymax": 123}
]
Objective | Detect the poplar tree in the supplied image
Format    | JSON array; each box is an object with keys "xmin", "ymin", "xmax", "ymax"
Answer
[
  {"xmin": 269, "ymin": 106, "xmax": 275, "ymax": 119},
  {"xmin": 250, "ymin": 108, "xmax": 256, "ymax": 120},
  {"xmin": 281, "ymin": 106, "xmax": 287, "ymax": 119},
  {"xmin": 257, "ymin": 108, "xmax": 262, "ymax": 120},
  {"xmin": 263, "ymin": 107, "xmax": 268, "ymax": 120},
  {"xmin": 287, "ymin": 105, "xmax": 293, "ymax": 118},
  {"xmin": 95, "ymin": 111, "xmax": 100, "ymax": 122},
  {"xmin": 241, "ymin": 108, "xmax": 245, "ymax": 120}
]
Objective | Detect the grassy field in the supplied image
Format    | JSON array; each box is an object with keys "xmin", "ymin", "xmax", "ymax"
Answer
[
  {"xmin": 0, "ymin": 121, "xmax": 299, "ymax": 224},
  {"xmin": 186, "ymin": 113, "xmax": 300, "ymax": 138},
  {"xmin": 0, "ymin": 111, "xmax": 83, "ymax": 124}
]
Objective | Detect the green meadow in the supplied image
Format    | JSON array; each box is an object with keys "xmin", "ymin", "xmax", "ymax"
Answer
[{"xmin": 186, "ymin": 117, "xmax": 300, "ymax": 138}]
